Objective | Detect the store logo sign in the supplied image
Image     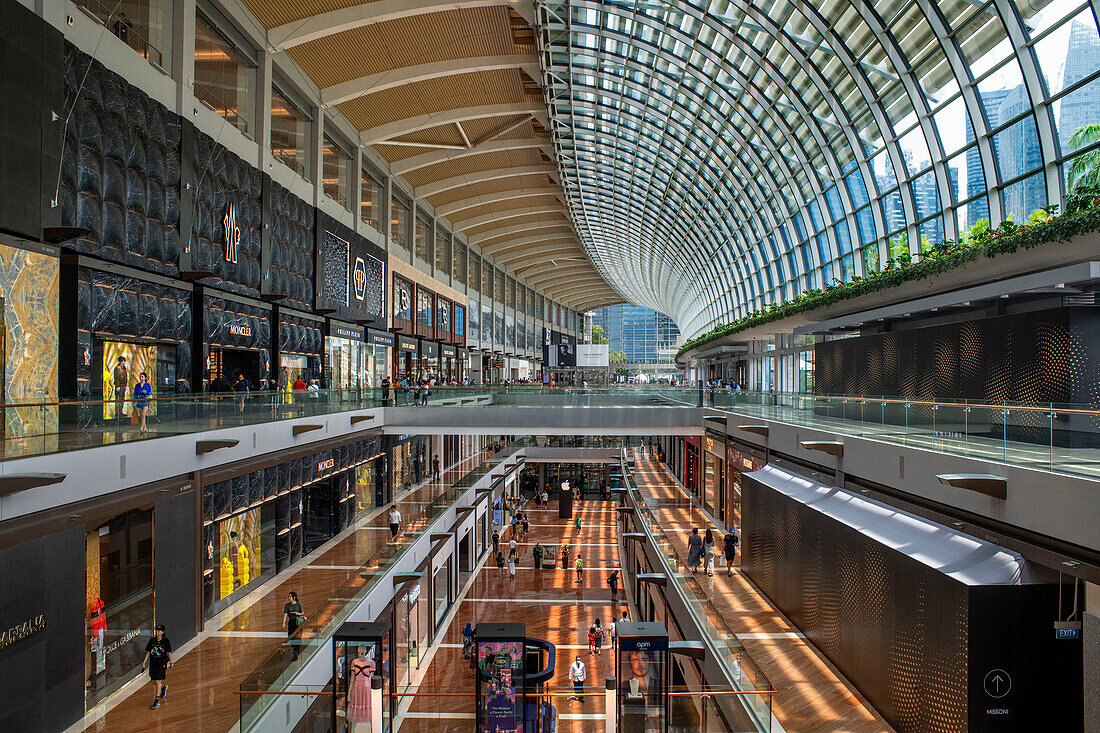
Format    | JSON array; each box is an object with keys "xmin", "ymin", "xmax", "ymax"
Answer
[
  {"xmin": 399, "ymin": 288, "xmax": 410, "ymax": 314},
  {"xmin": 353, "ymin": 257, "xmax": 367, "ymax": 302},
  {"xmin": 317, "ymin": 458, "xmax": 335, "ymax": 472},
  {"xmin": 441, "ymin": 307, "xmax": 449, "ymax": 327},
  {"xmin": 0, "ymin": 615, "xmax": 46, "ymax": 650},
  {"xmin": 224, "ymin": 202, "xmax": 241, "ymax": 264},
  {"xmin": 229, "ymin": 323, "xmax": 252, "ymax": 337}
]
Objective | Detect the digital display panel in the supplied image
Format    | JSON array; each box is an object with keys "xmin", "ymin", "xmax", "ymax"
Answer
[{"xmin": 478, "ymin": 640, "xmax": 523, "ymax": 733}]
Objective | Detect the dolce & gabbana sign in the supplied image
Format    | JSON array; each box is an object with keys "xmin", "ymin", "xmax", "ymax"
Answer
[{"xmin": 0, "ymin": 615, "xmax": 46, "ymax": 651}]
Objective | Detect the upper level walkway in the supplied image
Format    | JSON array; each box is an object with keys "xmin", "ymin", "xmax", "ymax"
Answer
[
  {"xmin": 66, "ymin": 447, "xmax": 503, "ymax": 733},
  {"xmin": 626, "ymin": 448, "xmax": 893, "ymax": 733}
]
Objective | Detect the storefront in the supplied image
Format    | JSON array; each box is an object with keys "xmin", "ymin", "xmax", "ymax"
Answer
[
  {"xmin": 418, "ymin": 339, "xmax": 439, "ymax": 379},
  {"xmin": 725, "ymin": 443, "xmax": 765, "ymax": 530},
  {"xmin": 440, "ymin": 344, "xmax": 457, "ymax": 382},
  {"xmin": 325, "ymin": 320, "xmax": 367, "ymax": 393},
  {"xmin": 396, "ymin": 334, "xmax": 418, "ymax": 382},
  {"xmin": 84, "ymin": 508, "xmax": 155, "ymax": 708},
  {"xmin": 685, "ymin": 435, "xmax": 701, "ymax": 493},
  {"xmin": 278, "ymin": 310, "xmax": 323, "ymax": 388},
  {"xmin": 391, "ymin": 434, "xmax": 429, "ymax": 491},
  {"xmin": 201, "ymin": 436, "xmax": 384, "ymax": 617},
  {"xmin": 703, "ymin": 434, "xmax": 725, "ymax": 519},
  {"xmin": 74, "ymin": 263, "xmax": 192, "ymax": 407},
  {"xmin": 366, "ymin": 329, "xmax": 394, "ymax": 389},
  {"xmin": 203, "ymin": 294, "xmax": 271, "ymax": 392}
]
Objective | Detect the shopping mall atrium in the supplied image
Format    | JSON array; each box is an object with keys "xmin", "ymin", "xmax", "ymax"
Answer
[{"xmin": 0, "ymin": 0, "xmax": 1097, "ymax": 730}]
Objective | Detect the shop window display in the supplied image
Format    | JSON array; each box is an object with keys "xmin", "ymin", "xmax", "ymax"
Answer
[
  {"xmin": 85, "ymin": 509, "xmax": 154, "ymax": 708},
  {"xmin": 99, "ymin": 341, "xmax": 161, "ymax": 420}
]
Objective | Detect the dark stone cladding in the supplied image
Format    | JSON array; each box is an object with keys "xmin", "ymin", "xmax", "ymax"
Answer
[{"xmin": 59, "ymin": 43, "xmax": 182, "ymax": 276}]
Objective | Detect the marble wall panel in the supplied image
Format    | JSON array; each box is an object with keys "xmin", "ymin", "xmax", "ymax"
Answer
[{"xmin": 0, "ymin": 243, "xmax": 59, "ymax": 439}]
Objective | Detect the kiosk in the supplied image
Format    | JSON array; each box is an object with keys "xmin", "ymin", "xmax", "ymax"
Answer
[
  {"xmin": 476, "ymin": 622, "xmax": 527, "ymax": 733},
  {"xmin": 617, "ymin": 621, "xmax": 669, "ymax": 733},
  {"xmin": 333, "ymin": 621, "xmax": 393, "ymax": 732}
]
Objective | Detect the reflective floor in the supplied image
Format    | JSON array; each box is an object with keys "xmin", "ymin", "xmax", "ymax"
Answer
[{"xmin": 398, "ymin": 500, "xmax": 626, "ymax": 732}]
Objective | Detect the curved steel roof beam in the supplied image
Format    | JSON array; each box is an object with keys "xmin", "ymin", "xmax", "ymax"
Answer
[{"xmin": 362, "ymin": 104, "xmax": 549, "ymax": 145}]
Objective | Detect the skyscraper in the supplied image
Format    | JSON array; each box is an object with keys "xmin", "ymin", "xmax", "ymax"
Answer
[
  {"xmin": 1058, "ymin": 21, "xmax": 1100, "ymax": 160},
  {"xmin": 590, "ymin": 305, "xmax": 681, "ymax": 364},
  {"xmin": 965, "ymin": 88, "xmax": 1010, "ymax": 227}
]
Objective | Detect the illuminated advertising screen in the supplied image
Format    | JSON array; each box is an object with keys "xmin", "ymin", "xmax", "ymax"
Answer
[{"xmin": 478, "ymin": 640, "xmax": 524, "ymax": 733}]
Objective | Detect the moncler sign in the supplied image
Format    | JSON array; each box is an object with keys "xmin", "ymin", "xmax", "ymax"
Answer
[
  {"xmin": 353, "ymin": 257, "xmax": 367, "ymax": 301},
  {"xmin": 224, "ymin": 202, "xmax": 240, "ymax": 264}
]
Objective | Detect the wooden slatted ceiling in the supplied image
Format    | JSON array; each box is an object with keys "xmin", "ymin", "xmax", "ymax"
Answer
[
  {"xmin": 426, "ymin": 174, "xmax": 555, "ymax": 207},
  {"xmin": 287, "ymin": 7, "xmax": 522, "ymax": 89},
  {"xmin": 240, "ymin": 0, "xmax": 376, "ymax": 30},
  {"xmin": 463, "ymin": 211, "xmax": 570, "ymax": 239},
  {"xmin": 448, "ymin": 195, "xmax": 564, "ymax": 226},
  {"xmin": 405, "ymin": 148, "xmax": 546, "ymax": 189},
  {"xmin": 337, "ymin": 68, "xmax": 528, "ymax": 134}
]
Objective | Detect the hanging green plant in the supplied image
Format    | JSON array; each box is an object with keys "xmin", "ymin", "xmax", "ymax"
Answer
[{"xmin": 677, "ymin": 198, "xmax": 1100, "ymax": 359}]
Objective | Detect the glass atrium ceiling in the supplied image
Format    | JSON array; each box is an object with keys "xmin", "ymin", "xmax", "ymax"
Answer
[{"xmin": 535, "ymin": 0, "xmax": 1100, "ymax": 338}]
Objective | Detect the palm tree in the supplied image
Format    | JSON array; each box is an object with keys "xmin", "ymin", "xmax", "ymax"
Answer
[{"xmin": 1067, "ymin": 123, "xmax": 1100, "ymax": 192}]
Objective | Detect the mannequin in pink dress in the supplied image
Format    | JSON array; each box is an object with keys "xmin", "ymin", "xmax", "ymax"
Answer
[{"xmin": 346, "ymin": 646, "xmax": 374, "ymax": 726}]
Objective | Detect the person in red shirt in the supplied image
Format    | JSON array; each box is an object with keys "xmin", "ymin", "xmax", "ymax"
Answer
[{"xmin": 292, "ymin": 378, "xmax": 307, "ymax": 391}]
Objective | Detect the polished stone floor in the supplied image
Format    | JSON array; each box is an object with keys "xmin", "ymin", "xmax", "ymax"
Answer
[{"xmin": 397, "ymin": 500, "xmax": 626, "ymax": 732}]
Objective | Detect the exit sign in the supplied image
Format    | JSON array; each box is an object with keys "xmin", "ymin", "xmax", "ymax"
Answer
[{"xmin": 1054, "ymin": 622, "xmax": 1081, "ymax": 640}]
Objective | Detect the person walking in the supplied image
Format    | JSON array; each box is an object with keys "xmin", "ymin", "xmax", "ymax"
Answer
[
  {"xmin": 521, "ymin": 513, "xmax": 530, "ymax": 537},
  {"xmin": 496, "ymin": 550, "xmax": 506, "ymax": 575},
  {"xmin": 141, "ymin": 624, "xmax": 172, "ymax": 709},
  {"xmin": 704, "ymin": 528, "xmax": 716, "ymax": 577},
  {"xmin": 568, "ymin": 655, "xmax": 587, "ymax": 702},
  {"xmin": 687, "ymin": 527, "xmax": 703, "ymax": 574},
  {"xmin": 507, "ymin": 553, "xmax": 516, "ymax": 579},
  {"xmin": 607, "ymin": 570, "xmax": 620, "ymax": 598},
  {"xmin": 284, "ymin": 592, "xmax": 306, "ymax": 659},
  {"xmin": 133, "ymin": 371, "xmax": 153, "ymax": 432},
  {"xmin": 381, "ymin": 376, "xmax": 391, "ymax": 405},
  {"xmin": 388, "ymin": 506, "xmax": 402, "ymax": 539},
  {"xmin": 575, "ymin": 555, "xmax": 584, "ymax": 584},
  {"xmin": 593, "ymin": 619, "xmax": 604, "ymax": 656},
  {"xmin": 491, "ymin": 529, "xmax": 500, "ymax": 555},
  {"xmin": 509, "ymin": 535, "xmax": 517, "ymax": 558},
  {"xmin": 723, "ymin": 527, "xmax": 739, "ymax": 576},
  {"xmin": 420, "ymin": 377, "xmax": 430, "ymax": 406},
  {"xmin": 432, "ymin": 456, "xmax": 440, "ymax": 481},
  {"xmin": 233, "ymin": 372, "xmax": 251, "ymax": 412},
  {"xmin": 587, "ymin": 626, "xmax": 597, "ymax": 655}
]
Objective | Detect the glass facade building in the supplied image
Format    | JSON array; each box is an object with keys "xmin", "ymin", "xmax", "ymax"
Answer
[{"xmin": 590, "ymin": 305, "xmax": 681, "ymax": 365}]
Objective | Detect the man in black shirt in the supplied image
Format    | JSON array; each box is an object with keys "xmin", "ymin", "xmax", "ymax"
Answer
[{"xmin": 141, "ymin": 624, "xmax": 172, "ymax": 709}]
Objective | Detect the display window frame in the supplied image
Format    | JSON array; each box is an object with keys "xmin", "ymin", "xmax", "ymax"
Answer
[{"xmin": 96, "ymin": 337, "xmax": 178, "ymax": 421}]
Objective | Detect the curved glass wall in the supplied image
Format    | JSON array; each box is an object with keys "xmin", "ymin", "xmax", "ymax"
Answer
[{"xmin": 536, "ymin": 0, "xmax": 1100, "ymax": 338}]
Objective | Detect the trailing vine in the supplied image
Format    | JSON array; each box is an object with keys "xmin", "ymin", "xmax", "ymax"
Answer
[{"xmin": 677, "ymin": 194, "xmax": 1100, "ymax": 359}]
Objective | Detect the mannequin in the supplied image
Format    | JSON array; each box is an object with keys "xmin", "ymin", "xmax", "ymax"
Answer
[{"xmin": 346, "ymin": 645, "xmax": 374, "ymax": 728}]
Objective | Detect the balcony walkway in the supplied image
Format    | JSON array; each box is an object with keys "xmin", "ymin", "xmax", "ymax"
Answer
[
  {"xmin": 67, "ymin": 450, "xmax": 493, "ymax": 733},
  {"xmin": 628, "ymin": 448, "xmax": 894, "ymax": 733}
]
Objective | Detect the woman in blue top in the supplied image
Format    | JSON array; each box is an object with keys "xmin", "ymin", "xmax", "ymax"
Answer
[{"xmin": 133, "ymin": 371, "xmax": 152, "ymax": 432}]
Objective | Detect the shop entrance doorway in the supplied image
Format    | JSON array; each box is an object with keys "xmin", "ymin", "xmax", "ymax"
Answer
[
  {"xmin": 209, "ymin": 347, "xmax": 263, "ymax": 392},
  {"xmin": 303, "ymin": 477, "xmax": 336, "ymax": 556}
]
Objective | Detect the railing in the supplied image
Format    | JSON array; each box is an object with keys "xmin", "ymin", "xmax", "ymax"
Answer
[
  {"xmin": 6, "ymin": 384, "xmax": 1100, "ymax": 480},
  {"xmin": 0, "ymin": 386, "xmax": 692, "ymax": 461},
  {"xmin": 235, "ymin": 443, "xmax": 521, "ymax": 731},
  {"xmin": 701, "ymin": 388, "xmax": 1100, "ymax": 479},
  {"xmin": 620, "ymin": 448, "xmax": 774, "ymax": 732}
]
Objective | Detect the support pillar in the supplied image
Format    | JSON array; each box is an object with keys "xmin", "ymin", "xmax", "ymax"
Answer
[
  {"xmin": 370, "ymin": 675, "xmax": 383, "ymax": 731},
  {"xmin": 605, "ymin": 676, "xmax": 616, "ymax": 733}
]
